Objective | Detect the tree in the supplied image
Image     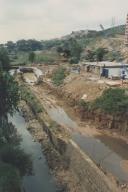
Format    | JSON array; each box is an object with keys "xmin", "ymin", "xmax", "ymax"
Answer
[
  {"xmin": 29, "ymin": 52, "xmax": 36, "ymax": 63},
  {"xmin": 0, "ymin": 145, "xmax": 32, "ymax": 176},
  {"xmin": 57, "ymin": 39, "xmax": 82, "ymax": 64},
  {"xmin": 0, "ymin": 48, "xmax": 10, "ymax": 71},
  {"xmin": 0, "ymin": 72, "xmax": 19, "ymax": 118},
  {"xmin": 0, "ymin": 163, "xmax": 21, "ymax": 192},
  {"xmin": 84, "ymin": 49, "xmax": 95, "ymax": 62},
  {"xmin": 92, "ymin": 88, "xmax": 128, "ymax": 115},
  {"xmin": 52, "ymin": 67, "xmax": 66, "ymax": 86},
  {"xmin": 6, "ymin": 41, "xmax": 15, "ymax": 53},
  {"xmin": 94, "ymin": 47, "xmax": 107, "ymax": 61},
  {"xmin": 69, "ymin": 38, "xmax": 82, "ymax": 64},
  {"xmin": 0, "ymin": 49, "xmax": 32, "ymax": 191},
  {"xmin": 16, "ymin": 39, "xmax": 42, "ymax": 52}
]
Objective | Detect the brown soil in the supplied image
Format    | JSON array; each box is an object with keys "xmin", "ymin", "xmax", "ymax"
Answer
[{"xmin": 63, "ymin": 73, "xmax": 106, "ymax": 101}]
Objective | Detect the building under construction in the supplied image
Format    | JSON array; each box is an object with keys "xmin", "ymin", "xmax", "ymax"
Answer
[{"xmin": 125, "ymin": 13, "xmax": 128, "ymax": 46}]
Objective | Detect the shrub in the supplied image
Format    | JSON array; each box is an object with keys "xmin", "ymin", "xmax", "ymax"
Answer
[
  {"xmin": 0, "ymin": 145, "xmax": 32, "ymax": 177},
  {"xmin": 78, "ymin": 99, "xmax": 89, "ymax": 109},
  {"xmin": 0, "ymin": 163, "xmax": 21, "ymax": 192},
  {"xmin": 52, "ymin": 67, "xmax": 66, "ymax": 86},
  {"xmin": 104, "ymin": 51, "xmax": 123, "ymax": 62},
  {"xmin": 92, "ymin": 88, "xmax": 128, "ymax": 115},
  {"xmin": 20, "ymin": 85, "xmax": 43, "ymax": 113}
]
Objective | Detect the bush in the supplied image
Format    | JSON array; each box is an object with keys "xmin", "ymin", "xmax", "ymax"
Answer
[
  {"xmin": 0, "ymin": 163, "xmax": 21, "ymax": 192},
  {"xmin": 104, "ymin": 51, "xmax": 123, "ymax": 62},
  {"xmin": 92, "ymin": 88, "xmax": 128, "ymax": 115},
  {"xmin": 94, "ymin": 47, "xmax": 108, "ymax": 61},
  {"xmin": 0, "ymin": 145, "xmax": 32, "ymax": 177},
  {"xmin": 20, "ymin": 85, "xmax": 43, "ymax": 113},
  {"xmin": 78, "ymin": 100, "xmax": 89, "ymax": 109},
  {"xmin": 52, "ymin": 67, "xmax": 66, "ymax": 86}
]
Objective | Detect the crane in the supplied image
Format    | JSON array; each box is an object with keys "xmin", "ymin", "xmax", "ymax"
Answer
[{"xmin": 99, "ymin": 24, "xmax": 105, "ymax": 31}]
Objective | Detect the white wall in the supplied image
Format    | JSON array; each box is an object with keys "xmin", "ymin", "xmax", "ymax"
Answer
[
  {"xmin": 108, "ymin": 68, "xmax": 128, "ymax": 79},
  {"xmin": 108, "ymin": 68, "xmax": 120, "ymax": 78}
]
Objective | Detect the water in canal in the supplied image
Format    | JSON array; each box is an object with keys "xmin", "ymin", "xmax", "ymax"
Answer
[
  {"xmin": 10, "ymin": 113, "xmax": 56, "ymax": 192},
  {"xmin": 45, "ymin": 104, "xmax": 128, "ymax": 184}
]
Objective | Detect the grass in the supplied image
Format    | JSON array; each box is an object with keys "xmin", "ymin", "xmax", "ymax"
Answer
[
  {"xmin": 20, "ymin": 85, "xmax": 43, "ymax": 113},
  {"xmin": 10, "ymin": 52, "xmax": 29, "ymax": 66},
  {"xmin": 52, "ymin": 67, "xmax": 66, "ymax": 86}
]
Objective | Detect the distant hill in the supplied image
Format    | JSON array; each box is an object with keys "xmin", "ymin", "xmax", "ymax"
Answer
[
  {"xmin": 57, "ymin": 25, "xmax": 127, "ymax": 62},
  {"xmin": 60, "ymin": 25, "xmax": 125, "ymax": 40},
  {"xmin": 98, "ymin": 25, "xmax": 125, "ymax": 36},
  {"xmin": 5, "ymin": 24, "xmax": 127, "ymax": 65}
]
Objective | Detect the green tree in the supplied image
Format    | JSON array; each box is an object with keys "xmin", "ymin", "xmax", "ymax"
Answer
[
  {"xmin": 69, "ymin": 38, "xmax": 82, "ymax": 64},
  {"xmin": 0, "ymin": 49, "xmax": 32, "ymax": 192},
  {"xmin": 0, "ymin": 145, "xmax": 32, "ymax": 176},
  {"xmin": 57, "ymin": 39, "xmax": 82, "ymax": 64},
  {"xmin": 0, "ymin": 72, "xmax": 19, "ymax": 118},
  {"xmin": 6, "ymin": 41, "xmax": 16, "ymax": 53},
  {"xmin": 0, "ymin": 163, "xmax": 21, "ymax": 192},
  {"xmin": 52, "ymin": 67, "xmax": 66, "ymax": 86},
  {"xmin": 92, "ymin": 88, "xmax": 128, "ymax": 115},
  {"xmin": 84, "ymin": 49, "xmax": 95, "ymax": 62},
  {"xmin": 94, "ymin": 47, "xmax": 107, "ymax": 61},
  {"xmin": 0, "ymin": 48, "xmax": 10, "ymax": 71},
  {"xmin": 29, "ymin": 52, "xmax": 36, "ymax": 63}
]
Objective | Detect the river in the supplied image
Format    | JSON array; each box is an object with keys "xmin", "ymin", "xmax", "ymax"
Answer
[{"xmin": 10, "ymin": 113, "xmax": 56, "ymax": 192}]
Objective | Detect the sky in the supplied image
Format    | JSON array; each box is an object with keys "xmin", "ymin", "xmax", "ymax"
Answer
[{"xmin": 0, "ymin": 0, "xmax": 128, "ymax": 43}]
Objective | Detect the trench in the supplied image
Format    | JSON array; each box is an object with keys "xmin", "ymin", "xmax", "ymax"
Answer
[{"xmin": 10, "ymin": 113, "xmax": 56, "ymax": 192}]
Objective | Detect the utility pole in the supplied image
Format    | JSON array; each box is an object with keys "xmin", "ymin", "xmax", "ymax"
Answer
[{"xmin": 124, "ymin": 13, "xmax": 128, "ymax": 46}]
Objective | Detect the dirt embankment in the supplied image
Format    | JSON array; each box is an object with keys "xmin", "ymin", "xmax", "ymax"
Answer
[{"xmin": 41, "ymin": 76, "xmax": 128, "ymax": 136}]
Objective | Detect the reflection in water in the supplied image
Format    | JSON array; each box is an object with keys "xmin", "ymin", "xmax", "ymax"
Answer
[{"xmin": 10, "ymin": 113, "xmax": 56, "ymax": 192}]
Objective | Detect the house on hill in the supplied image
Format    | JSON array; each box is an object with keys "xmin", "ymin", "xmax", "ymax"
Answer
[{"xmin": 82, "ymin": 61, "xmax": 128, "ymax": 79}]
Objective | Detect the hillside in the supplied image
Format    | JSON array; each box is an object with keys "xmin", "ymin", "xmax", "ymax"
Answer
[
  {"xmin": 59, "ymin": 25, "xmax": 127, "ymax": 62},
  {"xmin": 4, "ymin": 24, "xmax": 128, "ymax": 66}
]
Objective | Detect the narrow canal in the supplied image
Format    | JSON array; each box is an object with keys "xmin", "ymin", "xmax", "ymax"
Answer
[{"xmin": 10, "ymin": 113, "xmax": 56, "ymax": 192}]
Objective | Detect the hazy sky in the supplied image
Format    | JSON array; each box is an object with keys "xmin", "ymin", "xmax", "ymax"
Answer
[{"xmin": 0, "ymin": 0, "xmax": 128, "ymax": 43}]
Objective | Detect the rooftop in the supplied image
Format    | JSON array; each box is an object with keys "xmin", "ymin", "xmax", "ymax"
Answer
[{"xmin": 81, "ymin": 61, "xmax": 128, "ymax": 68}]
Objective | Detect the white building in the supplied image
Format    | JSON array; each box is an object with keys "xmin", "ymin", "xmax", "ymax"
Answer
[{"xmin": 82, "ymin": 61, "xmax": 128, "ymax": 79}]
